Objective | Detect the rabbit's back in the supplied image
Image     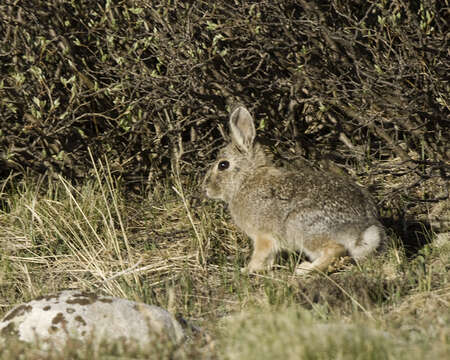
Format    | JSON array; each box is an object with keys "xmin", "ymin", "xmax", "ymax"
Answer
[{"xmin": 231, "ymin": 165, "xmax": 376, "ymax": 220}]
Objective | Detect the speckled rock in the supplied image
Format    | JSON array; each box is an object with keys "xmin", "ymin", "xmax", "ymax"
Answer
[{"xmin": 0, "ymin": 289, "xmax": 185, "ymax": 349}]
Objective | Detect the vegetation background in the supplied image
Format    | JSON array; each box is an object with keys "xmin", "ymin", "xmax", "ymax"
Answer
[{"xmin": 0, "ymin": 0, "xmax": 448, "ymax": 358}]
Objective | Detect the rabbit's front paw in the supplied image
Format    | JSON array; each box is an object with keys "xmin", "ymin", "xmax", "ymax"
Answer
[
  {"xmin": 241, "ymin": 261, "xmax": 267, "ymax": 274},
  {"xmin": 295, "ymin": 261, "xmax": 316, "ymax": 276}
]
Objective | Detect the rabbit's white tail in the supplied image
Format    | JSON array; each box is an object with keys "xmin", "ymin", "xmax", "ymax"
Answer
[{"xmin": 349, "ymin": 225, "xmax": 383, "ymax": 259}]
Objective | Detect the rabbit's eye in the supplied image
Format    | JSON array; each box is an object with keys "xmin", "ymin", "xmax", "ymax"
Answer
[{"xmin": 218, "ymin": 161, "xmax": 230, "ymax": 171}]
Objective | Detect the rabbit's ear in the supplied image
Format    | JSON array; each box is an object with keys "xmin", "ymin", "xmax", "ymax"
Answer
[{"xmin": 229, "ymin": 106, "xmax": 256, "ymax": 153}]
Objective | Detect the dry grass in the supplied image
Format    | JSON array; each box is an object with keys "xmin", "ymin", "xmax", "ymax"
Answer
[{"xmin": 0, "ymin": 158, "xmax": 448, "ymax": 359}]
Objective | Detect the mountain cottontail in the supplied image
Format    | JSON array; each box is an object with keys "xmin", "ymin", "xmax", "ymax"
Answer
[{"xmin": 203, "ymin": 106, "xmax": 385, "ymax": 275}]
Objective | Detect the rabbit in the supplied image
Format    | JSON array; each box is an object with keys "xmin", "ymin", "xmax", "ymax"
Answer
[{"xmin": 202, "ymin": 106, "xmax": 385, "ymax": 275}]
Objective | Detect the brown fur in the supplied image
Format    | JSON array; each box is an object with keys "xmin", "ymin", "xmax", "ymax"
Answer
[{"xmin": 247, "ymin": 234, "xmax": 277, "ymax": 272}]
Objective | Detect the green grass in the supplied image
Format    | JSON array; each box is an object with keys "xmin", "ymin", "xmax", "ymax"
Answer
[{"xmin": 0, "ymin": 161, "xmax": 448, "ymax": 359}]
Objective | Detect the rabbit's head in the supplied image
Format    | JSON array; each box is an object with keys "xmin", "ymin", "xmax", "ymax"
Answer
[{"xmin": 202, "ymin": 106, "xmax": 270, "ymax": 203}]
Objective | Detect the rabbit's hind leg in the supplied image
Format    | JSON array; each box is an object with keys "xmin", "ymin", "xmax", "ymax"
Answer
[{"xmin": 295, "ymin": 241, "xmax": 346, "ymax": 276}]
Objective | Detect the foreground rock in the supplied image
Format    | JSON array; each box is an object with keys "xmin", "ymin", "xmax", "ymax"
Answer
[{"xmin": 0, "ymin": 289, "xmax": 185, "ymax": 350}]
